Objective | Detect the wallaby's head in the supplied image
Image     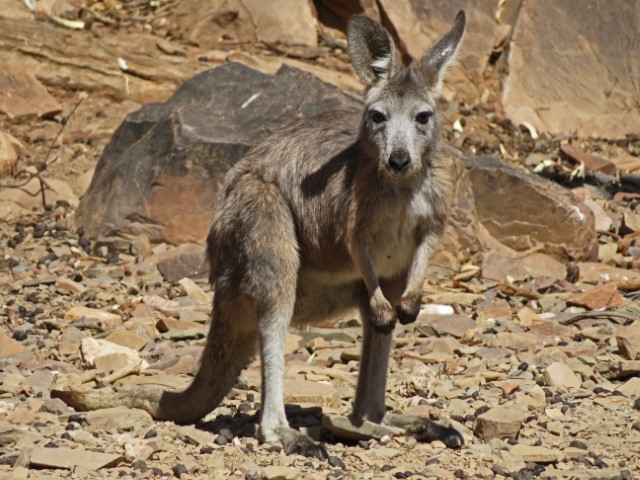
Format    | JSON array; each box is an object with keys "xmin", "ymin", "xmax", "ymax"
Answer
[{"xmin": 347, "ymin": 11, "xmax": 465, "ymax": 180}]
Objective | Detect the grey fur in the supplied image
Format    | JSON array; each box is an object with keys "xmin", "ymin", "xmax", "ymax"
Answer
[{"xmin": 52, "ymin": 11, "xmax": 467, "ymax": 458}]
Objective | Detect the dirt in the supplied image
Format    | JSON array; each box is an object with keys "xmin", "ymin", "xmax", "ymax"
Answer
[{"xmin": 1, "ymin": 2, "xmax": 640, "ymax": 479}]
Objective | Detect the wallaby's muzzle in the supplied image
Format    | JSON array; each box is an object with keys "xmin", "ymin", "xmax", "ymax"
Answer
[{"xmin": 387, "ymin": 149, "xmax": 412, "ymax": 174}]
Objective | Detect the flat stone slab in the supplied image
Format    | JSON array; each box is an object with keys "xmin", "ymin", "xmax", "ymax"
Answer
[
  {"xmin": 29, "ymin": 446, "xmax": 123, "ymax": 470},
  {"xmin": 323, "ymin": 414, "xmax": 404, "ymax": 441},
  {"xmin": 0, "ymin": 64, "xmax": 62, "ymax": 119}
]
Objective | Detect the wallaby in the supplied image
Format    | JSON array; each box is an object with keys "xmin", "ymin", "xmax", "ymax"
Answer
[{"xmin": 53, "ymin": 11, "xmax": 466, "ymax": 459}]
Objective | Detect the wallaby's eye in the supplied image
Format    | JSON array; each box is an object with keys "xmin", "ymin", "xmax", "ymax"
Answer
[
  {"xmin": 415, "ymin": 111, "xmax": 432, "ymax": 125},
  {"xmin": 370, "ymin": 110, "xmax": 386, "ymax": 124}
]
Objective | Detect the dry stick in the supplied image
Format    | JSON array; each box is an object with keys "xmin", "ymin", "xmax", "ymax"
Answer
[
  {"xmin": 99, "ymin": 360, "xmax": 141, "ymax": 384},
  {"xmin": 7, "ymin": 261, "xmax": 16, "ymax": 281},
  {"xmin": 42, "ymin": 96, "xmax": 86, "ymax": 166},
  {"xmin": 559, "ymin": 310, "xmax": 639, "ymax": 326},
  {"xmin": 0, "ymin": 96, "xmax": 85, "ymax": 208}
]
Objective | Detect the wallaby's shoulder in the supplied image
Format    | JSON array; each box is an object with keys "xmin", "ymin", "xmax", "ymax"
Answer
[
  {"xmin": 227, "ymin": 108, "xmax": 363, "ymax": 184},
  {"xmin": 254, "ymin": 109, "xmax": 361, "ymax": 158}
]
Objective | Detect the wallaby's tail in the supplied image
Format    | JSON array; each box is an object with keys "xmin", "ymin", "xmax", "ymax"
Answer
[{"xmin": 52, "ymin": 297, "xmax": 258, "ymax": 424}]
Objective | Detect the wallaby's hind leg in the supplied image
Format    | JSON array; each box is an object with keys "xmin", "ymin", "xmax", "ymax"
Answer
[
  {"xmin": 235, "ymin": 179, "xmax": 327, "ymax": 459},
  {"xmin": 351, "ymin": 278, "xmax": 464, "ymax": 448},
  {"xmin": 257, "ymin": 305, "xmax": 327, "ymax": 459}
]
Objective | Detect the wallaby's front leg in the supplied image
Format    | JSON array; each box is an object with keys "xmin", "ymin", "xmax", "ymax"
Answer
[
  {"xmin": 353, "ymin": 250, "xmax": 396, "ymax": 334},
  {"xmin": 395, "ymin": 239, "xmax": 432, "ymax": 325}
]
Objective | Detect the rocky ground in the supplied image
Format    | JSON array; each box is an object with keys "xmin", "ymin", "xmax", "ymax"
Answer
[{"xmin": 2, "ymin": 1, "xmax": 640, "ymax": 479}]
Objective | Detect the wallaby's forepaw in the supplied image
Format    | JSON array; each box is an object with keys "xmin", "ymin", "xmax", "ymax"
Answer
[
  {"xmin": 414, "ymin": 420, "xmax": 464, "ymax": 448},
  {"xmin": 370, "ymin": 299, "xmax": 397, "ymax": 334},
  {"xmin": 284, "ymin": 435, "xmax": 328, "ymax": 460},
  {"xmin": 395, "ymin": 294, "xmax": 421, "ymax": 325}
]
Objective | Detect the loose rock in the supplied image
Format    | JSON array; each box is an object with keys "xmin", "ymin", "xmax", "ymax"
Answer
[
  {"xmin": 544, "ymin": 362, "xmax": 582, "ymax": 389},
  {"xmin": 616, "ymin": 322, "xmax": 640, "ymax": 360},
  {"xmin": 474, "ymin": 405, "xmax": 527, "ymax": 440}
]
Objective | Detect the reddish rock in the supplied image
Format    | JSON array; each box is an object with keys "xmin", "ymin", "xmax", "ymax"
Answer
[
  {"xmin": 64, "ymin": 306, "xmax": 123, "ymax": 330},
  {"xmin": 29, "ymin": 446, "xmax": 122, "ymax": 470},
  {"xmin": 105, "ymin": 328, "xmax": 148, "ymax": 351},
  {"xmin": 468, "ymin": 156, "xmax": 597, "ymax": 262},
  {"xmin": 76, "ymin": 63, "xmax": 360, "ymax": 243},
  {"xmin": 0, "ymin": 64, "xmax": 62, "ymax": 119},
  {"xmin": 156, "ymin": 318, "xmax": 206, "ymax": 334},
  {"xmin": 0, "ymin": 331, "xmax": 27, "ymax": 358},
  {"xmin": 528, "ymin": 320, "xmax": 572, "ymax": 338},
  {"xmin": 476, "ymin": 298, "xmax": 512, "ymax": 322},
  {"xmin": 581, "ymin": 197, "xmax": 613, "ymax": 233},
  {"xmin": 560, "ymin": 144, "xmax": 617, "ymax": 175},
  {"xmin": 241, "ymin": 0, "xmax": 318, "ymax": 47},
  {"xmin": 173, "ymin": 0, "xmax": 318, "ymax": 51},
  {"xmin": 284, "ymin": 379, "xmax": 340, "ymax": 408},
  {"xmin": 544, "ymin": 361, "xmax": 581, "ymax": 389},
  {"xmin": 376, "ymin": 0, "xmax": 499, "ymax": 103},
  {"xmin": 578, "ymin": 262, "xmax": 640, "ymax": 284},
  {"xmin": 502, "ymin": 0, "xmax": 640, "ymax": 138},
  {"xmin": 418, "ymin": 314, "xmax": 476, "ymax": 339},
  {"xmin": 567, "ymin": 283, "xmax": 625, "ymax": 310},
  {"xmin": 153, "ymin": 244, "xmax": 206, "ymax": 283},
  {"xmin": 165, "ymin": 355, "xmax": 198, "ymax": 375},
  {"xmin": 474, "ymin": 405, "xmax": 526, "ymax": 440},
  {"xmin": 482, "ymin": 251, "xmax": 567, "ymax": 282},
  {"xmin": 616, "ymin": 322, "xmax": 640, "ymax": 361}
]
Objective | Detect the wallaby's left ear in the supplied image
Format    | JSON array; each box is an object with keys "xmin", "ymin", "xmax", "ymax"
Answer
[{"xmin": 418, "ymin": 10, "xmax": 466, "ymax": 95}]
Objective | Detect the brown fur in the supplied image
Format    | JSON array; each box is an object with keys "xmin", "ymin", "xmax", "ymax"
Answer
[{"xmin": 53, "ymin": 11, "xmax": 467, "ymax": 457}]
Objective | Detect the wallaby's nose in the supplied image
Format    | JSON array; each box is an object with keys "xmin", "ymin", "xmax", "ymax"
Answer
[{"xmin": 388, "ymin": 150, "xmax": 411, "ymax": 173}]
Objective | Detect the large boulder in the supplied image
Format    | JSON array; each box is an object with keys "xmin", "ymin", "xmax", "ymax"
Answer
[
  {"xmin": 172, "ymin": 0, "xmax": 318, "ymax": 49},
  {"xmin": 502, "ymin": 0, "xmax": 640, "ymax": 138},
  {"xmin": 467, "ymin": 156, "xmax": 598, "ymax": 262},
  {"xmin": 77, "ymin": 63, "xmax": 360, "ymax": 244}
]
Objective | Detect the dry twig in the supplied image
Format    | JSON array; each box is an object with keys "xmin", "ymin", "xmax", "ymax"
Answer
[{"xmin": 0, "ymin": 95, "xmax": 86, "ymax": 208}]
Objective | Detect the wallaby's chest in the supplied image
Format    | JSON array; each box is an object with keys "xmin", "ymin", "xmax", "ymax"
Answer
[{"xmin": 367, "ymin": 191, "xmax": 433, "ymax": 279}]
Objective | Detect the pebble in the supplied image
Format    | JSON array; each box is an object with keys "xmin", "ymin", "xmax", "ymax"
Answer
[
  {"xmin": 261, "ymin": 465, "xmax": 300, "ymax": 480},
  {"xmin": 84, "ymin": 407, "xmax": 153, "ymax": 434},
  {"xmin": 616, "ymin": 322, "xmax": 640, "ymax": 360},
  {"xmin": 2, "ymin": 157, "xmax": 640, "ymax": 478},
  {"xmin": 544, "ymin": 361, "xmax": 582, "ymax": 389},
  {"xmin": 172, "ymin": 464, "xmax": 188, "ymax": 478},
  {"xmin": 474, "ymin": 405, "xmax": 527, "ymax": 440}
]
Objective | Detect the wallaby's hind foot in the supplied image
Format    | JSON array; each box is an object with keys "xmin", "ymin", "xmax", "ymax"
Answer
[
  {"xmin": 276, "ymin": 427, "xmax": 328, "ymax": 460},
  {"xmin": 382, "ymin": 413, "xmax": 464, "ymax": 448}
]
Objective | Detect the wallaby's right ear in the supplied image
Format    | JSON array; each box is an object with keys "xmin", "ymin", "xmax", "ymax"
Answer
[{"xmin": 347, "ymin": 16, "xmax": 398, "ymax": 86}]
